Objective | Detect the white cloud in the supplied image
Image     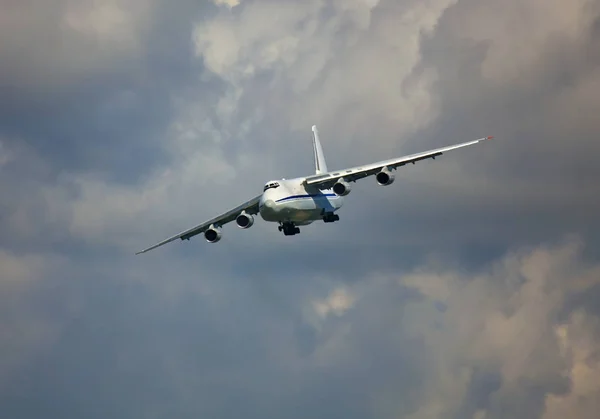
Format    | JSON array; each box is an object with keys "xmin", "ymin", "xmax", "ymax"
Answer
[
  {"xmin": 66, "ymin": 150, "xmax": 237, "ymax": 249},
  {"xmin": 397, "ymin": 237, "xmax": 600, "ymax": 418},
  {"xmin": 276, "ymin": 237, "xmax": 600, "ymax": 418},
  {"xmin": 63, "ymin": 88, "xmax": 270, "ymax": 249},
  {"xmin": 542, "ymin": 310, "xmax": 600, "ymax": 419},
  {"xmin": 0, "ymin": 0, "xmax": 155, "ymax": 89},
  {"xmin": 213, "ymin": 0, "xmax": 242, "ymax": 9},
  {"xmin": 193, "ymin": 0, "xmax": 458, "ymax": 145},
  {"xmin": 312, "ymin": 287, "xmax": 356, "ymax": 318},
  {"xmin": 62, "ymin": 0, "xmax": 147, "ymax": 51},
  {"xmin": 442, "ymin": 0, "xmax": 596, "ymax": 84}
]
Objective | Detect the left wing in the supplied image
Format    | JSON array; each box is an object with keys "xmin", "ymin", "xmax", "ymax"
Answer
[
  {"xmin": 304, "ymin": 136, "xmax": 493, "ymax": 189},
  {"xmin": 136, "ymin": 194, "xmax": 262, "ymax": 255}
]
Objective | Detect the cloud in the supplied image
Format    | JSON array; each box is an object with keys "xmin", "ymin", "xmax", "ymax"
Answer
[
  {"xmin": 62, "ymin": 0, "xmax": 150, "ymax": 52},
  {"xmin": 55, "ymin": 0, "xmax": 466, "ymax": 252},
  {"xmin": 1, "ymin": 0, "xmax": 600, "ymax": 418},
  {"xmin": 0, "ymin": 0, "xmax": 155, "ymax": 91},
  {"xmin": 445, "ymin": 0, "xmax": 598, "ymax": 85},
  {"xmin": 340, "ymin": 237, "xmax": 600, "ymax": 419},
  {"xmin": 55, "ymin": 0, "xmax": 600, "ymax": 260},
  {"xmin": 397, "ymin": 237, "xmax": 600, "ymax": 419},
  {"xmin": 543, "ymin": 310, "xmax": 600, "ymax": 419},
  {"xmin": 212, "ymin": 0, "xmax": 242, "ymax": 10},
  {"xmin": 0, "ymin": 250, "xmax": 71, "ymax": 392},
  {"xmin": 192, "ymin": 0, "xmax": 456, "ymax": 143},
  {"xmin": 312, "ymin": 286, "xmax": 356, "ymax": 318},
  {"xmin": 0, "ymin": 138, "xmax": 13, "ymax": 167},
  {"xmin": 29, "ymin": 0, "xmax": 600, "ymax": 258}
]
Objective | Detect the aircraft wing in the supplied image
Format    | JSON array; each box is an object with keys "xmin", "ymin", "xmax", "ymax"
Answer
[
  {"xmin": 135, "ymin": 194, "xmax": 262, "ymax": 254},
  {"xmin": 304, "ymin": 136, "xmax": 493, "ymax": 189}
]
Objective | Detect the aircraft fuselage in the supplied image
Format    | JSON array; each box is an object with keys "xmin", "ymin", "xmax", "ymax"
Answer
[{"xmin": 259, "ymin": 178, "xmax": 343, "ymax": 225}]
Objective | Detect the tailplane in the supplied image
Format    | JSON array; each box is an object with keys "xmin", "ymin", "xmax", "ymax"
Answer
[{"xmin": 311, "ymin": 125, "xmax": 328, "ymax": 174}]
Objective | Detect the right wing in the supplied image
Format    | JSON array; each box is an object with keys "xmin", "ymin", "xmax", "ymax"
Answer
[
  {"xmin": 304, "ymin": 136, "xmax": 493, "ymax": 189},
  {"xmin": 136, "ymin": 194, "xmax": 262, "ymax": 255}
]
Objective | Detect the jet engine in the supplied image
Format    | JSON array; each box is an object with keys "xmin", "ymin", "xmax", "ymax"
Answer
[
  {"xmin": 204, "ymin": 225, "xmax": 222, "ymax": 243},
  {"xmin": 333, "ymin": 179, "xmax": 352, "ymax": 196},
  {"xmin": 376, "ymin": 167, "xmax": 395, "ymax": 186},
  {"xmin": 236, "ymin": 211, "xmax": 254, "ymax": 229}
]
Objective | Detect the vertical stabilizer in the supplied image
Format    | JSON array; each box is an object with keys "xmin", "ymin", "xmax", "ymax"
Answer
[{"xmin": 311, "ymin": 125, "xmax": 328, "ymax": 174}]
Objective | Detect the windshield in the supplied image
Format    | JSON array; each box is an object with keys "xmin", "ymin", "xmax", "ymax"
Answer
[{"xmin": 263, "ymin": 182, "xmax": 280, "ymax": 192}]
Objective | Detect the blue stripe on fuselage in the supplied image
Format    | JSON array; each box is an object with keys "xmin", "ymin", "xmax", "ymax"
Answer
[{"xmin": 275, "ymin": 194, "xmax": 337, "ymax": 203}]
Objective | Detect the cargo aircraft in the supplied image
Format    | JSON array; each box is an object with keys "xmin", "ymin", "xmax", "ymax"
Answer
[{"xmin": 136, "ymin": 126, "xmax": 493, "ymax": 254}]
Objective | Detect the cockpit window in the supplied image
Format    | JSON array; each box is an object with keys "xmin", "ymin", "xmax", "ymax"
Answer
[{"xmin": 263, "ymin": 182, "xmax": 280, "ymax": 192}]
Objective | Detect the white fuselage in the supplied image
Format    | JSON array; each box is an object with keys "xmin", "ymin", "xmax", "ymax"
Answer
[{"xmin": 259, "ymin": 178, "xmax": 343, "ymax": 225}]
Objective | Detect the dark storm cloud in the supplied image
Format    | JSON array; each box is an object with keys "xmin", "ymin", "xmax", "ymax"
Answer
[
  {"xmin": 0, "ymin": 0, "xmax": 220, "ymax": 249},
  {"xmin": 2, "ymin": 1, "xmax": 600, "ymax": 418},
  {"xmin": 357, "ymin": 0, "xmax": 600, "ymax": 262},
  {"xmin": 416, "ymin": 2, "xmax": 600, "ymax": 182},
  {"xmin": 0, "ymin": 0, "xmax": 219, "ymax": 181}
]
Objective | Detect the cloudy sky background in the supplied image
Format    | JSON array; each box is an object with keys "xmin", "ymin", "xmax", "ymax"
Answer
[{"xmin": 1, "ymin": 0, "xmax": 600, "ymax": 418}]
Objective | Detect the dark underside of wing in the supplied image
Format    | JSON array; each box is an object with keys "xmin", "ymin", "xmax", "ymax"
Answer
[
  {"xmin": 179, "ymin": 197, "xmax": 261, "ymax": 241},
  {"xmin": 305, "ymin": 152, "xmax": 443, "ymax": 189},
  {"xmin": 135, "ymin": 195, "xmax": 261, "ymax": 254}
]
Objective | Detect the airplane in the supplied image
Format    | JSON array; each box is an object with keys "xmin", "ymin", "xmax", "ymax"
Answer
[{"xmin": 136, "ymin": 126, "xmax": 493, "ymax": 254}]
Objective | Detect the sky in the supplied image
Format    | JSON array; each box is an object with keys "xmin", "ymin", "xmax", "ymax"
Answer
[{"xmin": 1, "ymin": 0, "xmax": 600, "ymax": 418}]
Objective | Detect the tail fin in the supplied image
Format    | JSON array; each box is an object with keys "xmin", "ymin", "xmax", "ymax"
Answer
[{"xmin": 311, "ymin": 125, "xmax": 328, "ymax": 174}]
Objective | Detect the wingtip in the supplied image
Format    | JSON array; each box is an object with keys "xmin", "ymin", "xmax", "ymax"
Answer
[
  {"xmin": 312, "ymin": 125, "xmax": 317, "ymax": 131},
  {"xmin": 486, "ymin": 135, "xmax": 494, "ymax": 140}
]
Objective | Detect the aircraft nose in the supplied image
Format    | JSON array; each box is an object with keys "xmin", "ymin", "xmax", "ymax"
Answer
[
  {"xmin": 259, "ymin": 198, "xmax": 279, "ymax": 221},
  {"xmin": 262, "ymin": 199, "xmax": 276, "ymax": 210}
]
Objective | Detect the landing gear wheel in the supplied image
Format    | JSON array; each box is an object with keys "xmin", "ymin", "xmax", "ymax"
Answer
[
  {"xmin": 322, "ymin": 212, "xmax": 340, "ymax": 223},
  {"xmin": 280, "ymin": 222, "xmax": 300, "ymax": 236}
]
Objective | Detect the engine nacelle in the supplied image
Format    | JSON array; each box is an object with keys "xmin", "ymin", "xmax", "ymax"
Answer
[
  {"xmin": 204, "ymin": 225, "xmax": 222, "ymax": 243},
  {"xmin": 333, "ymin": 179, "xmax": 352, "ymax": 196},
  {"xmin": 376, "ymin": 167, "xmax": 395, "ymax": 186},
  {"xmin": 236, "ymin": 211, "xmax": 254, "ymax": 229}
]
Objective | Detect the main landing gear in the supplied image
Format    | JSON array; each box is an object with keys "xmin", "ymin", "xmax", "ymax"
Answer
[
  {"xmin": 322, "ymin": 212, "xmax": 340, "ymax": 223},
  {"xmin": 278, "ymin": 213, "xmax": 340, "ymax": 236},
  {"xmin": 278, "ymin": 222, "xmax": 300, "ymax": 236}
]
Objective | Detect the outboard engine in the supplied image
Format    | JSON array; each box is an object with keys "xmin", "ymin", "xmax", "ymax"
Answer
[
  {"xmin": 236, "ymin": 211, "xmax": 255, "ymax": 229},
  {"xmin": 204, "ymin": 225, "xmax": 222, "ymax": 243},
  {"xmin": 333, "ymin": 179, "xmax": 352, "ymax": 196},
  {"xmin": 376, "ymin": 167, "xmax": 395, "ymax": 186}
]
